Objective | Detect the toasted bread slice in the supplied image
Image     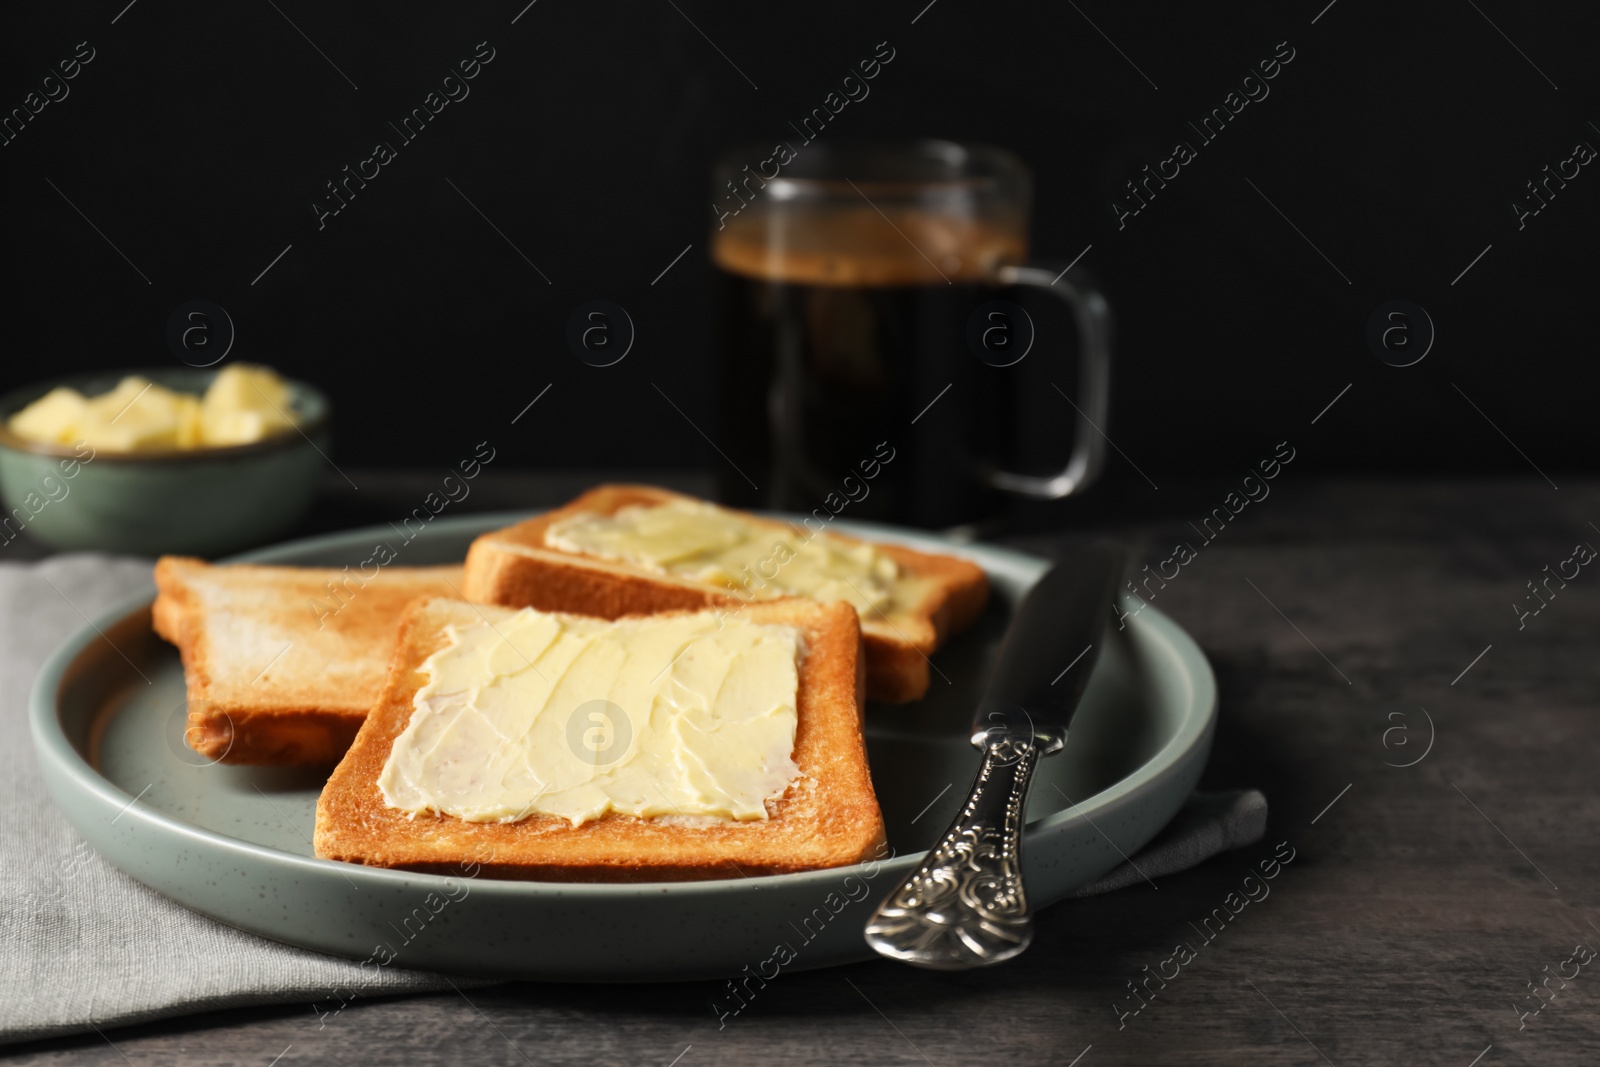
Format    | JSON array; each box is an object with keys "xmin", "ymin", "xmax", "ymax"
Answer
[
  {"xmin": 460, "ymin": 485, "xmax": 988, "ymax": 703},
  {"xmin": 152, "ymin": 557, "xmax": 465, "ymax": 765},
  {"xmin": 314, "ymin": 596, "xmax": 884, "ymax": 881}
]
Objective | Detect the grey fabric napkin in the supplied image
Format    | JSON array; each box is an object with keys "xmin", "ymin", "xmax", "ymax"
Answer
[
  {"xmin": 1068, "ymin": 788, "xmax": 1268, "ymax": 897},
  {"xmin": 0, "ymin": 554, "xmax": 1267, "ymax": 1046}
]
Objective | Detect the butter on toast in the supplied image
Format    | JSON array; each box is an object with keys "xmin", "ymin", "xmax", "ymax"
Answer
[
  {"xmin": 314, "ymin": 596, "xmax": 885, "ymax": 881},
  {"xmin": 460, "ymin": 485, "xmax": 988, "ymax": 703},
  {"xmin": 152, "ymin": 557, "xmax": 464, "ymax": 765}
]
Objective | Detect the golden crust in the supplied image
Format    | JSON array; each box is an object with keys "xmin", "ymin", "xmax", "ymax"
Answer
[
  {"xmin": 151, "ymin": 557, "xmax": 464, "ymax": 766},
  {"xmin": 460, "ymin": 484, "xmax": 988, "ymax": 703},
  {"xmin": 314, "ymin": 596, "xmax": 885, "ymax": 881}
]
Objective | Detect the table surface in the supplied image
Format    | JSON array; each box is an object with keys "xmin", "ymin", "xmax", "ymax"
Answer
[{"xmin": 9, "ymin": 473, "xmax": 1598, "ymax": 1066}]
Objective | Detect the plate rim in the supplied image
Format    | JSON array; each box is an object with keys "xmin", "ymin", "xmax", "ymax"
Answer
[{"xmin": 30, "ymin": 510, "xmax": 1218, "ymax": 903}]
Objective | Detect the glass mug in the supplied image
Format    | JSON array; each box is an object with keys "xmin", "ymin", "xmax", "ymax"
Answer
[{"xmin": 709, "ymin": 139, "xmax": 1111, "ymax": 530}]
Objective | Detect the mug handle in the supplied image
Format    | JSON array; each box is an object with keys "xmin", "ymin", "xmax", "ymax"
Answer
[{"xmin": 983, "ymin": 263, "xmax": 1113, "ymax": 500}]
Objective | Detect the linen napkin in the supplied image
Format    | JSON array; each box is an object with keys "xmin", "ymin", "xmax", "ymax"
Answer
[{"xmin": 0, "ymin": 554, "xmax": 1266, "ymax": 1045}]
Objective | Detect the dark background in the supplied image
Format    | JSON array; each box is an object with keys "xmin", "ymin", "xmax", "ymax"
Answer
[{"xmin": 2, "ymin": 0, "xmax": 1595, "ymax": 496}]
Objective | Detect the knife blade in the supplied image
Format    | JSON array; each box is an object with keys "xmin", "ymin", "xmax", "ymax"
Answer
[
  {"xmin": 864, "ymin": 545, "xmax": 1126, "ymax": 969},
  {"xmin": 970, "ymin": 544, "xmax": 1126, "ymax": 751}
]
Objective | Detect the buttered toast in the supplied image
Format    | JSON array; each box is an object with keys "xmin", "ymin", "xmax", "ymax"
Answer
[
  {"xmin": 152, "ymin": 557, "xmax": 464, "ymax": 765},
  {"xmin": 314, "ymin": 596, "xmax": 885, "ymax": 881},
  {"xmin": 460, "ymin": 484, "xmax": 988, "ymax": 703}
]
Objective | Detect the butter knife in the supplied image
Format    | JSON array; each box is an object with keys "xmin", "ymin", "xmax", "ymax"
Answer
[{"xmin": 863, "ymin": 546, "xmax": 1125, "ymax": 969}]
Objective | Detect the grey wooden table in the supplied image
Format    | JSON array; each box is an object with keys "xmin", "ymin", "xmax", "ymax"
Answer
[{"xmin": 8, "ymin": 474, "xmax": 1597, "ymax": 1065}]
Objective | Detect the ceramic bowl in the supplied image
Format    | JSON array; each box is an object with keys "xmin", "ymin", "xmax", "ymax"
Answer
[{"xmin": 0, "ymin": 368, "xmax": 329, "ymax": 557}]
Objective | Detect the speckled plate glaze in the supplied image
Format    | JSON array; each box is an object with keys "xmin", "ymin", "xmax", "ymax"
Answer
[{"xmin": 30, "ymin": 512, "xmax": 1216, "ymax": 981}]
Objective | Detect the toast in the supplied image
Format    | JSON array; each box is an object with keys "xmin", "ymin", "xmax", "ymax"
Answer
[
  {"xmin": 314, "ymin": 596, "xmax": 885, "ymax": 881},
  {"xmin": 152, "ymin": 557, "xmax": 465, "ymax": 765},
  {"xmin": 460, "ymin": 485, "xmax": 988, "ymax": 703}
]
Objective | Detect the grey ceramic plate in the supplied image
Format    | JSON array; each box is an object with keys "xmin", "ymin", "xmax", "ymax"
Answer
[{"xmin": 30, "ymin": 512, "xmax": 1217, "ymax": 981}]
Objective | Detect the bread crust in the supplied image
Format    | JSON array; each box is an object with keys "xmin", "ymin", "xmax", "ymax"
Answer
[
  {"xmin": 461, "ymin": 484, "xmax": 987, "ymax": 703},
  {"xmin": 152, "ymin": 557, "xmax": 464, "ymax": 765},
  {"xmin": 314, "ymin": 596, "xmax": 886, "ymax": 881}
]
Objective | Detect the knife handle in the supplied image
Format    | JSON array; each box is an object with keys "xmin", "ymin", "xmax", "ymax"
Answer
[{"xmin": 863, "ymin": 734, "xmax": 1041, "ymax": 969}]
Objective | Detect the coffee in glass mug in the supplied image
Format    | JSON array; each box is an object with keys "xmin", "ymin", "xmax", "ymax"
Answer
[{"xmin": 710, "ymin": 140, "xmax": 1111, "ymax": 529}]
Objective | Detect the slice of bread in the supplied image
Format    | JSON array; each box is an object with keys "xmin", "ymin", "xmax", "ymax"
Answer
[
  {"xmin": 314, "ymin": 596, "xmax": 885, "ymax": 881},
  {"xmin": 152, "ymin": 557, "xmax": 465, "ymax": 765},
  {"xmin": 460, "ymin": 484, "xmax": 988, "ymax": 703}
]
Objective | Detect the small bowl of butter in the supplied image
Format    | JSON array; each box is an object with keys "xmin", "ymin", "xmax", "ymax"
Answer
[{"xmin": 0, "ymin": 365, "xmax": 329, "ymax": 556}]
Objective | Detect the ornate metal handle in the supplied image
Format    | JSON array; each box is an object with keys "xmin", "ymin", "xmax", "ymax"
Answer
[{"xmin": 864, "ymin": 733, "xmax": 1045, "ymax": 969}]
